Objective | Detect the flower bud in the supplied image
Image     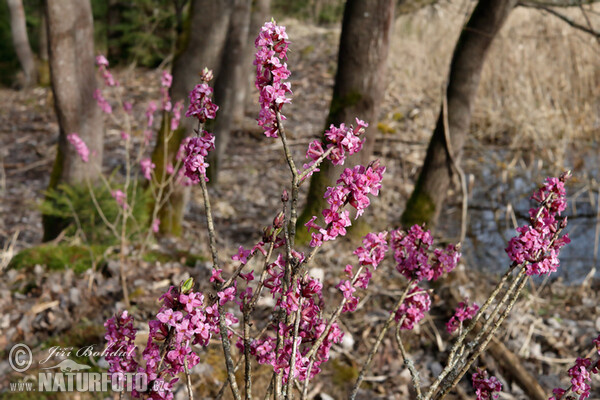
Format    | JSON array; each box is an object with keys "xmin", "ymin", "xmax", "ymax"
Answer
[
  {"xmin": 281, "ymin": 189, "xmax": 289, "ymax": 202},
  {"xmin": 200, "ymin": 68, "xmax": 214, "ymax": 82},
  {"xmin": 263, "ymin": 226, "xmax": 276, "ymax": 242},
  {"xmin": 180, "ymin": 277, "xmax": 195, "ymax": 294},
  {"xmin": 273, "ymin": 211, "xmax": 285, "ymax": 229}
]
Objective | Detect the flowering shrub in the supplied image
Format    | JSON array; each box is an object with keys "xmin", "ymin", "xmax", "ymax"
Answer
[{"xmin": 95, "ymin": 19, "xmax": 596, "ymax": 400}]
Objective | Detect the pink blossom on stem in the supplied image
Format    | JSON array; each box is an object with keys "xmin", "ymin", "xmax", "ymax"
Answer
[
  {"xmin": 111, "ymin": 190, "xmax": 128, "ymax": 209},
  {"xmin": 140, "ymin": 158, "xmax": 155, "ymax": 180},
  {"xmin": 182, "ymin": 131, "xmax": 215, "ymax": 184},
  {"xmin": 391, "ymin": 224, "xmax": 460, "ymax": 282},
  {"xmin": 185, "ymin": 82, "xmax": 218, "ymax": 123},
  {"xmin": 568, "ymin": 357, "xmax": 592, "ymax": 400},
  {"xmin": 446, "ymin": 300, "xmax": 479, "ymax": 334},
  {"xmin": 93, "ymin": 89, "xmax": 112, "ymax": 114},
  {"xmin": 472, "ymin": 368, "xmax": 502, "ymax": 400},
  {"xmin": 146, "ymin": 101, "xmax": 157, "ymax": 127},
  {"xmin": 395, "ymin": 286, "xmax": 430, "ymax": 330},
  {"xmin": 67, "ymin": 133, "xmax": 89, "ymax": 163},
  {"xmin": 505, "ymin": 172, "xmax": 571, "ymax": 276},
  {"xmin": 170, "ymin": 101, "xmax": 184, "ymax": 131},
  {"xmin": 96, "ymin": 55, "xmax": 118, "ymax": 87},
  {"xmin": 151, "ymin": 218, "xmax": 160, "ymax": 233},
  {"xmin": 254, "ymin": 20, "xmax": 292, "ymax": 138}
]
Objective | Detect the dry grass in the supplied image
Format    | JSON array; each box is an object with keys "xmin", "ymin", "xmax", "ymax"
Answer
[{"xmin": 385, "ymin": 1, "xmax": 600, "ymax": 155}]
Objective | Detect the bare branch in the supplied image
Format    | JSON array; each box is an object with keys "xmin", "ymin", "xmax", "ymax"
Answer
[{"xmin": 518, "ymin": 2, "xmax": 600, "ymax": 38}]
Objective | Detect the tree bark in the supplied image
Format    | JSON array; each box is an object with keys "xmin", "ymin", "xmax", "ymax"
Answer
[
  {"xmin": 400, "ymin": 0, "xmax": 517, "ymax": 228},
  {"xmin": 43, "ymin": 0, "xmax": 103, "ymax": 241},
  {"xmin": 297, "ymin": 0, "xmax": 395, "ymax": 240},
  {"xmin": 7, "ymin": 0, "xmax": 37, "ymax": 88},
  {"xmin": 206, "ymin": 0, "xmax": 252, "ymax": 183},
  {"xmin": 151, "ymin": 0, "xmax": 231, "ymax": 235}
]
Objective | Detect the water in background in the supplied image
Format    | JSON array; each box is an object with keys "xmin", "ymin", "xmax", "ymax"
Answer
[{"xmin": 442, "ymin": 145, "xmax": 599, "ymax": 284}]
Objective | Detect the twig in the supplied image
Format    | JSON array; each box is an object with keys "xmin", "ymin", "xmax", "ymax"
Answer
[
  {"xmin": 520, "ymin": 3, "xmax": 600, "ymax": 37},
  {"xmin": 442, "ymin": 89, "xmax": 468, "ymax": 244},
  {"xmin": 395, "ymin": 322, "xmax": 422, "ymax": 399},
  {"xmin": 349, "ymin": 282, "xmax": 414, "ymax": 400}
]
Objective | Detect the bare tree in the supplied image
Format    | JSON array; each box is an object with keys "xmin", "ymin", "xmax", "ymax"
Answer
[
  {"xmin": 298, "ymin": 0, "xmax": 396, "ymax": 238},
  {"xmin": 206, "ymin": 0, "xmax": 252, "ymax": 183},
  {"xmin": 151, "ymin": 0, "xmax": 232, "ymax": 235},
  {"xmin": 43, "ymin": 0, "xmax": 103, "ymax": 241},
  {"xmin": 400, "ymin": 0, "xmax": 517, "ymax": 228},
  {"xmin": 7, "ymin": 0, "xmax": 37, "ymax": 87}
]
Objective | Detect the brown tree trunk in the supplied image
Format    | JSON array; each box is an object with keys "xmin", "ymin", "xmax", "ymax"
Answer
[
  {"xmin": 7, "ymin": 0, "xmax": 37, "ymax": 88},
  {"xmin": 297, "ymin": 0, "xmax": 395, "ymax": 240},
  {"xmin": 206, "ymin": 0, "xmax": 252, "ymax": 183},
  {"xmin": 43, "ymin": 0, "xmax": 103, "ymax": 241},
  {"xmin": 400, "ymin": 0, "xmax": 516, "ymax": 228},
  {"xmin": 151, "ymin": 0, "xmax": 231, "ymax": 235}
]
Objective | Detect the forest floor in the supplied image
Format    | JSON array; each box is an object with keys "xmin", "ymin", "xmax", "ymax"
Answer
[{"xmin": 1, "ymin": 5, "xmax": 600, "ymax": 400}]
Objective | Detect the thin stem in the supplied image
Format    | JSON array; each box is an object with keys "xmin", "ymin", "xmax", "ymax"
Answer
[
  {"xmin": 285, "ymin": 298, "xmax": 304, "ymax": 400},
  {"xmin": 349, "ymin": 281, "xmax": 414, "ymax": 400},
  {"xmin": 395, "ymin": 321, "xmax": 422, "ymax": 399}
]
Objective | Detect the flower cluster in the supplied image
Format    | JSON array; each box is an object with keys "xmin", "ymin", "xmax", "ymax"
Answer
[
  {"xmin": 568, "ymin": 357, "xmax": 594, "ymax": 400},
  {"xmin": 93, "ymin": 89, "xmax": 112, "ymax": 114},
  {"xmin": 67, "ymin": 133, "xmax": 89, "ymax": 163},
  {"xmin": 104, "ymin": 280, "xmax": 238, "ymax": 399},
  {"xmin": 471, "ymin": 368, "xmax": 502, "ymax": 400},
  {"xmin": 96, "ymin": 55, "xmax": 118, "ymax": 87},
  {"xmin": 303, "ymin": 119, "xmax": 368, "ymax": 176},
  {"xmin": 160, "ymin": 71, "xmax": 173, "ymax": 111},
  {"xmin": 505, "ymin": 172, "xmax": 571, "ymax": 276},
  {"xmin": 111, "ymin": 189, "xmax": 128, "ymax": 209},
  {"xmin": 395, "ymin": 286, "xmax": 431, "ymax": 330},
  {"xmin": 104, "ymin": 311, "xmax": 139, "ymax": 383},
  {"xmin": 338, "ymin": 232, "xmax": 389, "ymax": 312},
  {"xmin": 254, "ymin": 20, "xmax": 292, "ymax": 138},
  {"xmin": 305, "ymin": 161, "xmax": 385, "ymax": 247},
  {"xmin": 140, "ymin": 158, "xmax": 156, "ymax": 181},
  {"xmin": 182, "ymin": 132, "xmax": 216, "ymax": 183},
  {"xmin": 446, "ymin": 300, "xmax": 479, "ymax": 334},
  {"xmin": 249, "ymin": 257, "xmax": 343, "ymax": 382},
  {"xmin": 391, "ymin": 224, "xmax": 460, "ymax": 282},
  {"xmin": 185, "ymin": 77, "xmax": 219, "ymax": 123}
]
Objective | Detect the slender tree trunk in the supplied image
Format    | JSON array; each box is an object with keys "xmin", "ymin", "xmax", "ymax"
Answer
[
  {"xmin": 238, "ymin": 0, "xmax": 271, "ymax": 124},
  {"xmin": 38, "ymin": 12, "xmax": 50, "ymax": 86},
  {"xmin": 7, "ymin": 0, "xmax": 37, "ymax": 88},
  {"xmin": 297, "ymin": 0, "xmax": 395, "ymax": 240},
  {"xmin": 401, "ymin": 0, "xmax": 516, "ymax": 228},
  {"xmin": 151, "ymin": 0, "xmax": 231, "ymax": 235},
  {"xmin": 43, "ymin": 0, "xmax": 103, "ymax": 241},
  {"xmin": 206, "ymin": 0, "xmax": 252, "ymax": 183}
]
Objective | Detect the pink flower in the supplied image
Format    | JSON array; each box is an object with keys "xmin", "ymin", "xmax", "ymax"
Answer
[
  {"xmin": 472, "ymin": 368, "xmax": 502, "ymax": 400},
  {"xmin": 146, "ymin": 101, "xmax": 157, "ymax": 127},
  {"xmin": 505, "ymin": 173, "xmax": 571, "ymax": 276},
  {"xmin": 161, "ymin": 71, "xmax": 173, "ymax": 88},
  {"xmin": 446, "ymin": 300, "xmax": 479, "ymax": 334},
  {"xmin": 182, "ymin": 132, "xmax": 215, "ymax": 183},
  {"xmin": 171, "ymin": 101, "xmax": 183, "ymax": 131},
  {"xmin": 232, "ymin": 246, "xmax": 251, "ymax": 264},
  {"xmin": 210, "ymin": 268, "xmax": 224, "ymax": 283},
  {"xmin": 67, "ymin": 133, "xmax": 89, "ymax": 163},
  {"xmin": 111, "ymin": 190, "xmax": 128, "ymax": 209},
  {"xmin": 568, "ymin": 358, "xmax": 592, "ymax": 399},
  {"xmin": 140, "ymin": 158, "xmax": 156, "ymax": 180},
  {"xmin": 254, "ymin": 20, "xmax": 292, "ymax": 138},
  {"xmin": 395, "ymin": 286, "xmax": 430, "ymax": 330},
  {"xmin": 151, "ymin": 218, "xmax": 160, "ymax": 233},
  {"xmin": 185, "ymin": 82, "xmax": 219, "ymax": 123},
  {"xmin": 156, "ymin": 308, "xmax": 183, "ymax": 327},
  {"xmin": 93, "ymin": 89, "xmax": 112, "ymax": 114}
]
